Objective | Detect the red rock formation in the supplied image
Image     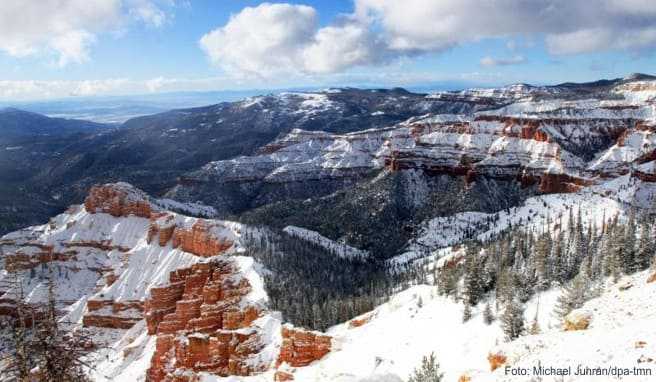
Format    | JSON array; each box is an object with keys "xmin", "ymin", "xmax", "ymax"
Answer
[
  {"xmin": 274, "ymin": 371, "xmax": 295, "ymax": 381},
  {"xmin": 63, "ymin": 240, "xmax": 131, "ymax": 252},
  {"xmin": 82, "ymin": 299, "xmax": 144, "ymax": 329},
  {"xmin": 634, "ymin": 169, "xmax": 656, "ymax": 183},
  {"xmin": 538, "ymin": 173, "xmax": 590, "ymax": 194},
  {"xmin": 4, "ymin": 250, "xmax": 77, "ymax": 272},
  {"xmin": 82, "ymin": 314, "xmax": 141, "ymax": 329},
  {"xmin": 145, "ymin": 261, "xmax": 266, "ymax": 382},
  {"xmin": 148, "ymin": 217, "xmax": 234, "ymax": 258},
  {"xmin": 276, "ymin": 326, "xmax": 331, "ymax": 368},
  {"xmin": 171, "ymin": 221, "xmax": 233, "ymax": 257},
  {"xmin": 84, "ymin": 184, "xmax": 152, "ymax": 218},
  {"xmin": 349, "ymin": 313, "xmax": 374, "ymax": 329}
]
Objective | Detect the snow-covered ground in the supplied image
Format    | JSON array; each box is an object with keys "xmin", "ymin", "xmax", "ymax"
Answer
[
  {"xmin": 288, "ymin": 270, "xmax": 656, "ymax": 382},
  {"xmin": 394, "ymin": 186, "xmax": 628, "ymax": 267}
]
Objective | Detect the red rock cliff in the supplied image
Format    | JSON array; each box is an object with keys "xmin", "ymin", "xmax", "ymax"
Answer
[
  {"xmin": 84, "ymin": 183, "xmax": 152, "ymax": 218},
  {"xmin": 145, "ymin": 261, "xmax": 265, "ymax": 382},
  {"xmin": 276, "ymin": 326, "xmax": 332, "ymax": 368}
]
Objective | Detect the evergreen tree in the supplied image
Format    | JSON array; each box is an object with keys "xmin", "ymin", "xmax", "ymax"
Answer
[
  {"xmin": 552, "ymin": 271, "xmax": 596, "ymax": 320},
  {"xmin": 462, "ymin": 304, "xmax": 472, "ymax": 323},
  {"xmin": 635, "ymin": 220, "xmax": 654, "ymax": 271},
  {"xmin": 534, "ymin": 232, "xmax": 551, "ymax": 290},
  {"xmin": 501, "ymin": 297, "xmax": 525, "ymax": 341},
  {"xmin": 436, "ymin": 266, "xmax": 458, "ymax": 297},
  {"xmin": 623, "ymin": 209, "xmax": 637, "ymax": 273},
  {"xmin": 529, "ymin": 300, "xmax": 541, "ymax": 335},
  {"xmin": 407, "ymin": 353, "xmax": 444, "ymax": 382},
  {"xmin": 483, "ymin": 301, "xmax": 494, "ymax": 325},
  {"xmin": 462, "ymin": 244, "xmax": 484, "ymax": 307}
]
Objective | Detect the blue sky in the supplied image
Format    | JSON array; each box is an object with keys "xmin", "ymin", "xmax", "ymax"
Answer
[{"xmin": 0, "ymin": 0, "xmax": 655, "ymax": 100}]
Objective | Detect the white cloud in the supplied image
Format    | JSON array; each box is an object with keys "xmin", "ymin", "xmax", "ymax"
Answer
[
  {"xmin": 199, "ymin": 3, "xmax": 391, "ymax": 78},
  {"xmin": 0, "ymin": 76, "xmax": 247, "ymax": 101},
  {"xmin": 480, "ymin": 55, "xmax": 526, "ymax": 67},
  {"xmin": 356, "ymin": 0, "xmax": 656, "ymax": 55},
  {"xmin": 0, "ymin": 0, "xmax": 174, "ymax": 66},
  {"xmin": 200, "ymin": 3, "xmax": 318, "ymax": 78},
  {"xmin": 200, "ymin": 1, "xmax": 656, "ymax": 78},
  {"xmin": 129, "ymin": 0, "xmax": 169, "ymax": 27}
]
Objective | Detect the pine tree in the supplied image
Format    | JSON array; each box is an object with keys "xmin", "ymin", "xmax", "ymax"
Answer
[
  {"xmin": 483, "ymin": 301, "xmax": 494, "ymax": 325},
  {"xmin": 436, "ymin": 266, "xmax": 458, "ymax": 297},
  {"xmin": 552, "ymin": 271, "xmax": 596, "ymax": 320},
  {"xmin": 407, "ymin": 352, "xmax": 444, "ymax": 382},
  {"xmin": 462, "ymin": 303, "xmax": 472, "ymax": 323},
  {"xmin": 623, "ymin": 209, "xmax": 637, "ymax": 273},
  {"xmin": 534, "ymin": 232, "xmax": 551, "ymax": 290},
  {"xmin": 462, "ymin": 244, "xmax": 484, "ymax": 307},
  {"xmin": 635, "ymin": 220, "xmax": 654, "ymax": 271},
  {"xmin": 501, "ymin": 297, "xmax": 525, "ymax": 341},
  {"xmin": 529, "ymin": 300, "xmax": 541, "ymax": 335}
]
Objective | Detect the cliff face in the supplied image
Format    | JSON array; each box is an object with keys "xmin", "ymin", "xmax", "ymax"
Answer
[
  {"xmin": 84, "ymin": 183, "xmax": 153, "ymax": 218},
  {"xmin": 145, "ymin": 261, "xmax": 265, "ymax": 381},
  {"xmin": 277, "ymin": 326, "xmax": 332, "ymax": 368},
  {"xmin": 170, "ymin": 106, "xmax": 653, "ymax": 221},
  {"xmin": 0, "ymin": 182, "xmax": 333, "ymax": 381}
]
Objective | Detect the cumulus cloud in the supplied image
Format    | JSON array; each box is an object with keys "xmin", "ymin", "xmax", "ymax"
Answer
[
  {"xmin": 356, "ymin": 0, "xmax": 656, "ymax": 55},
  {"xmin": 200, "ymin": 1, "xmax": 656, "ymax": 78},
  {"xmin": 0, "ymin": 0, "xmax": 174, "ymax": 67},
  {"xmin": 199, "ymin": 3, "xmax": 389, "ymax": 78},
  {"xmin": 200, "ymin": 3, "xmax": 318, "ymax": 77},
  {"xmin": 480, "ymin": 55, "xmax": 526, "ymax": 67}
]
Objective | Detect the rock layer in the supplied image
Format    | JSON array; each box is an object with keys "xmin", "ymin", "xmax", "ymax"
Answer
[
  {"xmin": 145, "ymin": 261, "xmax": 265, "ymax": 382},
  {"xmin": 84, "ymin": 183, "xmax": 152, "ymax": 218},
  {"xmin": 276, "ymin": 325, "xmax": 332, "ymax": 368}
]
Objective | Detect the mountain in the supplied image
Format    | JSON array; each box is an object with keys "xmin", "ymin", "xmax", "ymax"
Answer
[
  {"xmin": 0, "ymin": 87, "xmax": 503, "ymax": 236},
  {"xmin": 168, "ymin": 77, "xmax": 656, "ymax": 259},
  {"xmin": 0, "ymin": 109, "xmax": 110, "ymax": 234},
  {"xmin": 1, "ymin": 75, "xmax": 656, "ymax": 381}
]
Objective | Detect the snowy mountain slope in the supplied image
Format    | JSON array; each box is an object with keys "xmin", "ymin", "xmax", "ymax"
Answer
[
  {"xmin": 282, "ymin": 226, "xmax": 369, "ymax": 260},
  {"xmin": 286, "ymin": 270, "xmax": 655, "ymax": 382},
  {"xmin": 3, "ymin": 75, "xmax": 656, "ymax": 382},
  {"xmin": 394, "ymin": 187, "xmax": 628, "ymax": 267}
]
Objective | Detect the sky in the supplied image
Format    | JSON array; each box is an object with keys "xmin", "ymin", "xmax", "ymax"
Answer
[{"xmin": 0, "ymin": 0, "xmax": 655, "ymax": 101}]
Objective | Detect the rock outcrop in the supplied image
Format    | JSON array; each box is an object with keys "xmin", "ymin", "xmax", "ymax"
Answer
[
  {"xmin": 276, "ymin": 325, "xmax": 332, "ymax": 368},
  {"xmin": 145, "ymin": 261, "xmax": 266, "ymax": 382},
  {"xmin": 84, "ymin": 183, "xmax": 152, "ymax": 218},
  {"xmin": 564, "ymin": 309, "xmax": 592, "ymax": 331},
  {"xmin": 148, "ymin": 214, "xmax": 234, "ymax": 258},
  {"xmin": 82, "ymin": 300, "xmax": 144, "ymax": 329}
]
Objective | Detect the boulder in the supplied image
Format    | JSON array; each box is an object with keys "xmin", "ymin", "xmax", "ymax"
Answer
[{"xmin": 564, "ymin": 309, "xmax": 592, "ymax": 331}]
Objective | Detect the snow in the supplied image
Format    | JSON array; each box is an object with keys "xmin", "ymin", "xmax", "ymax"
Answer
[
  {"xmin": 394, "ymin": 190, "xmax": 625, "ymax": 267},
  {"xmin": 283, "ymin": 270, "xmax": 656, "ymax": 382},
  {"xmin": 283, "ymin": 226, "xmax": 369, "ymax": 260}
]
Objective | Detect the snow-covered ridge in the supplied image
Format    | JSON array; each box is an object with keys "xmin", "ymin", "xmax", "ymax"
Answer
[{"xmin": 283, "ymin": 226, "xmax": 369, "ymax": 260}]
